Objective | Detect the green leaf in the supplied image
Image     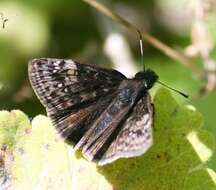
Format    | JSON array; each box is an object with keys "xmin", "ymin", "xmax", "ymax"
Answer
[
  {"xmin": 0, "ymin": 88, "xmax": 215, "ymax": 190},
  {"xmin": 0, "ymin": 110, "xmax": 30, "ymax": 149}
]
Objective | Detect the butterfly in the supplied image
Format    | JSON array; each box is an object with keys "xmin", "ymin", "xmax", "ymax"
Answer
[{"xmin": 28, "ymin": 58, "xmax": 159, "ymax": 165}]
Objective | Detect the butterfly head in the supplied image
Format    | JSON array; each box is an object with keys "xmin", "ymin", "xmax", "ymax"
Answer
[{"xmin": 135, "ymin": 69, "xmax": 159, "ymax": 90}]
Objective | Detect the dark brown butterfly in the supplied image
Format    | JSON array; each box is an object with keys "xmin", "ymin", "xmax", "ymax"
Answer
[{"xmin": 28, "ymin": 58, "xmax": 159, "ymax": 165}]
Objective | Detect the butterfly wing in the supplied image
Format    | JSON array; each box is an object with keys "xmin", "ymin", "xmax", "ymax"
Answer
[
  {"xmin": 28, "ymin": 58, "xmax": 126, "ymax": 145},
  {"xmin": 76, "ymin": 80, "xmax": 153, "ymax": 164},
  {"xmin": 97, "ymin": 92, "xmax": 153, "ymax": 165}
]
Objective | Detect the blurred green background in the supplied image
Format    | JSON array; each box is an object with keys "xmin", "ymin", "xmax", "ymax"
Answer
[{"xmin": 0, "ymin": 0, "xmax": 215, "ymax": 168}]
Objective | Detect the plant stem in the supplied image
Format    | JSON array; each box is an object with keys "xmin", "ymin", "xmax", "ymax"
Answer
[{"xmin": 83, "ymin": 0, "xmax": 203, "ymax": 76}]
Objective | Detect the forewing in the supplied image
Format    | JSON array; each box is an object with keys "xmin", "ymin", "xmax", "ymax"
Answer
[
  {"xmin": 97, "ymin": 92, "xmax": 153, "ymax": 165},
  {"xmin": 28, "ymin": 58, "xmax": 126, "ymax": 145}
]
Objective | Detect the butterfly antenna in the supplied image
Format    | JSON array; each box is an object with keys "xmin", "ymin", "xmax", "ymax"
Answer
[
  {"xmin": 136, "ymin": 29, "xmax": 145, "ymax": 71},
  {"xmin": 157, "ymin": 81, "xmax": 189, "ymax": 98}
]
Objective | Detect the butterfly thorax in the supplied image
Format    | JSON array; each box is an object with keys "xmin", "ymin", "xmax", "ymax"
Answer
[{"xmin": 134, "ymin": 69, "xmax": 158, "ymax": 90}]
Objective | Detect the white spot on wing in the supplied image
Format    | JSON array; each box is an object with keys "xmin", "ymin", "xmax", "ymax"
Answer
[{"xmin": 65, "ymin": 60, "xmax": 77, "ymax": 70}]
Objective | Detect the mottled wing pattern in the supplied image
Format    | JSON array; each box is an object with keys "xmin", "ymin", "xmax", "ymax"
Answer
[
  {"xmin": 28, "ymin": 58, "xmax": 126, "ymax": 145},
  {"xmin": 29, "ymin": 58, "xmax": 154, "ymax": 165},
  {"xmin": 97, "ymin": 93, "xmax": 153, "ymax": 165},
  {"xmin": 76, "ymin": 80, "xmax": 146, "ymax": 162}
]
